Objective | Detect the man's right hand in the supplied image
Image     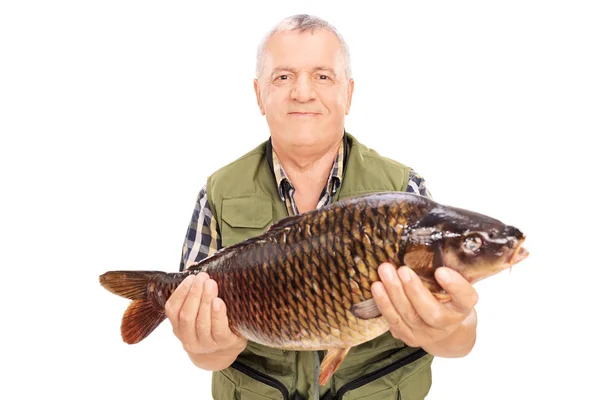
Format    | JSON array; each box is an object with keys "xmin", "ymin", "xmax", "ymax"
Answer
[{"xmin": 165, "ymin": 272, "xmax": 248, "ymax": 371}]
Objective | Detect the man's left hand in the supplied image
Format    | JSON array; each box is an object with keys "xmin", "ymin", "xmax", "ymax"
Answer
[{"xmin": 372, "ymin": 262, "xmax": 479, "ymax": 356}]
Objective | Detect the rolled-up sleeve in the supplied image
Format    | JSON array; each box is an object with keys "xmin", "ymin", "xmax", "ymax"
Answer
[
  {"xmin": 406, "ymin": 169, "xmax": 433, "ymax": 199},
  {"xmin": 179, "ymin": 183, "xmax": 222, "ymax": 271}
]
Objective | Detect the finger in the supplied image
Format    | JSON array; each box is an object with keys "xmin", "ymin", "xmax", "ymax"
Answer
[
  {"xmin": 211, "ymin": 297, "xmax": 240, "ymax": 347},
  {"xmin": 196, "ymin": 278, "xmax": 218, "ymax": 344},
  {"xmin": 435, "ymin": 267, "xmax": 479, "ymax": 314},
  {"xmin": 371, "ymin": 281, "xmax": 416, "ymax": 345},
  {"xmin": 178, "ymin": 272, "xmax": 209, "ymax": 345},
  {"xmin": 165, "ymin": 274, "xmax": 195, "ymax": 333},
  {"xmin": 378, "ymin": 263, "xmax": 424, "ymax": 329},
  {"xmin": 398, "ymin": 267, "xmax": 451, "ymax": 328}
]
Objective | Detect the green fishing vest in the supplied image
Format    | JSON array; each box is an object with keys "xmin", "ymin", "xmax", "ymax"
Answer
[{"xmin": 205, "ymin": 133, "xmax": 434, "ymax": 400}]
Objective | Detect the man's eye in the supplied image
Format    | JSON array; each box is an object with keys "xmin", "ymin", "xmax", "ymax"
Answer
[
  {"xmin": 277, "ymin": 75, "xmax": 288, "ymax": 80},
  {"xmin": 318, "ymin": 75, "xmax": 329, "ymax": 80}
]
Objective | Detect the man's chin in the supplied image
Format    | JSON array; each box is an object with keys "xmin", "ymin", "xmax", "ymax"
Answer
[
  {"xmin": 277, "ymin": 129, "xmax": 321, "ymax": 145},
  {"xmin": 270, "ymin": 125, "xmax": 343, "ymax": 149}
]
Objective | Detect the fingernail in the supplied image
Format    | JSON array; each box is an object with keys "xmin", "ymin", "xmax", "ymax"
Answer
[
  {"xmin": 436, "ymin": 268, "xmax": 450, "ymax": 282},
  {"xmin": 398, "ymin": 267, "xmax": 411, "ymax": 283},
  {"xmin": 380, "ymin": 264, "xmax": 394, "ymax": 281},
  {"xmin": 198, "ymin": 272, "xmax": 209, "ymax": 280},
  {"xmin": 183, "ymin": 275, "xmax": 195, "ymax": 286}
]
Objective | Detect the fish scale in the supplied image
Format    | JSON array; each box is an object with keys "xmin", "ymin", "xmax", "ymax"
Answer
[
  {"xmin": 198, "ymin": 199, "xmax": 404, "ymax": 350},
  {"xmin": 99, "ymin": 191, "xmax": 529, "ymax": 386}
]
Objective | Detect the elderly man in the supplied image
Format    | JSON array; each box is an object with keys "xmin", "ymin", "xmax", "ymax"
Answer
[{"xmin": 166, "ymin": 14, "xmax": 478, "ymax": 400}]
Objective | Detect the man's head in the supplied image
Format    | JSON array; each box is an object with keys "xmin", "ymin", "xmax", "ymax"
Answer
[{"xmin": 253, "ymin": 15, "xmax": 354, "ymax": 154}]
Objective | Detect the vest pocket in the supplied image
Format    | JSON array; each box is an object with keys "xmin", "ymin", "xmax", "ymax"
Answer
[
  {"xmin": 212, "ymin": 370, "xmax": 238, "ymax": 400},
  {"xmin": 240, "ymin": 387, "xmax": 285, "ymax": 400},
  {"xmin": 350, "ymin": 387, "xmax": 399, "ymax": 400},
  {"xmin": 220, "ymin": 196, "xmax": 273, "ymax": 247},
  {"xmin": 230, "ymin": 360, "xmax": 290, "ymax": 400},
  {"xmin": 396, "ymin": 354, "xmax": 433, "ymax": 400},
  {"xmin": 214, "ymin": 366, "xmax": 288, "ymax": 400},
  {"xmin": 333, "ymin": 348, "xmax": 432, "ymax": 400}
]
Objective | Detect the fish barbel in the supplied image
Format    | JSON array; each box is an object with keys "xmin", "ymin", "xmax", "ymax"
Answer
[{"xmin": 99, "ymin": 192, "xmax": 529, "ymax": 385}]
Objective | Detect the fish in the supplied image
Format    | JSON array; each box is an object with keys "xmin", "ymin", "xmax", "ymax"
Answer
[{"xmin": 99, "ymin": 191, "xmax": 529, "ymax": 386}]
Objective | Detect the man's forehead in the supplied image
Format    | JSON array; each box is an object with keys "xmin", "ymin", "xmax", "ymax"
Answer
[
  {"xmin": 263, "ymin": 30, "xmax": 344, "ymax": 70},
  {"xmin": 270, "ymin": 65, "xmax": 337, "ymax": 74}
]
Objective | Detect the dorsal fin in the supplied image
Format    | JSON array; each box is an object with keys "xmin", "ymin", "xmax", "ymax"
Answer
[
  {"xmin": 268, "ymin": 214, "xmax": 304, "ymax": 231},
  {"xmin": 186, "ymin": 214, "xmax": 307, "ymax": 272},
  {"xmin": 185, "ymin": 231, "xmax": 271, "ymax": 272}
]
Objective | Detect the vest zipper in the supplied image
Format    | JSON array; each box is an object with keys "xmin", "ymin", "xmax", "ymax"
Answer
[
  {"xmin": 230, "ymin": 360, "xmax": 290, "ymax": 400},
  {"xmin": 332, "ymin": 348, "xmax": 429, "ymax": 399}
]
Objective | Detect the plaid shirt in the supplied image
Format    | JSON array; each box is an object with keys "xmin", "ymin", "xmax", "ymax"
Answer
[{"xmin": 179, "ymin": 140, "xmax": 433, "ymax": 271}]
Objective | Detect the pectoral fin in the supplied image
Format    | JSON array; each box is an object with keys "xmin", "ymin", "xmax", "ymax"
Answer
[
  {"xmin": 319, "ymin": 347, "xmax": 351, "ymax": 386},
  {"xmin": 403, "ymin": 248, "xmax": 433, "ymax": 272},
  {"xmin": 432, "ymin": 243, "xmax": 451, "ymax": 302},
  {"xmin": 350, "ymin": 298, "xmax": 381, "ymax": 320}
]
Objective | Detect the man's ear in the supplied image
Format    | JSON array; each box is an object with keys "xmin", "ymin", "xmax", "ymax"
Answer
[
  {"xmin": 345, "ymin": 78, "xmax": 354, "ymax": 115},
  {"xmin": 254, "ymin": 79, "xmax": 265, "ymax": 115}
]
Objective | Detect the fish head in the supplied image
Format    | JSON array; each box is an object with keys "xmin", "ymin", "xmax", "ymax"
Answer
[{"xmin": 405, "ymin": 205, "xmax": 529, "ymax": 301}]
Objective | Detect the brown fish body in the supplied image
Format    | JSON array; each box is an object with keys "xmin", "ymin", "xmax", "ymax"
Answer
[
  {"xmin": 193, "ymin": 192, "xmax": 422, "ymax": 351},
  {"xmin": 99, "ymin": 191, "xmax": 529, "ymax": 385}
]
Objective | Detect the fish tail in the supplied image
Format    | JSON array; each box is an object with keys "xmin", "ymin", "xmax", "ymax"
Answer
[
  {"xmin": 99, "ymin": 271, "xmax": 159, "ymax": 300},
  {"xmin": 99, "ymin": 270, "xmax": 180, "ymax": 344}
]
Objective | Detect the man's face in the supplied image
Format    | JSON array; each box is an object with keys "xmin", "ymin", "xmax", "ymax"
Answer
[{"xmin": 254, "ymin": 29, "xmax": 354, "ymax": 151}]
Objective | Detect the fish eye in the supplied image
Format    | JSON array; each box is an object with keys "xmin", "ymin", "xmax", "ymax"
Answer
[{"xmin": 463, "ymin": 235, "xmax": 483, "ymax": 254}]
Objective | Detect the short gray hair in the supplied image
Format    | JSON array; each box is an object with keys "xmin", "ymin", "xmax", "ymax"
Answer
[{"xmin": 255, "ymin": 14, "xmax": 352, "ymax": 80}]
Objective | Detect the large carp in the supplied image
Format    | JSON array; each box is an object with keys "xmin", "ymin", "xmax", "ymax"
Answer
[{"xmin": 99, "ymin": 192, "xmax": 528, "ymax": 385}]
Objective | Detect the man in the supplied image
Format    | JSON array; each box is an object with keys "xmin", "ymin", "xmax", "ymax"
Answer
[{"xmin": 165, "ymin": 14, "xmax": 478, "ymax": 400}]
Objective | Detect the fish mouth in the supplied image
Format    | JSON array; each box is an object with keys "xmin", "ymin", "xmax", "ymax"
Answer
[
  {"xmin": 509, "ymin": 241, "xmax": 529, "ymax": 265},
  {"xmin": 506, "ymin": 239, "xmax": 529, "ymax": 273},
  {"xmin": 510, "ymin": 246, "xmax": 529, "ymax": 264}
]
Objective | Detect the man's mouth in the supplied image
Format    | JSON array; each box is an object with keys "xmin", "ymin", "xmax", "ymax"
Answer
[{"xmin": 288, "ymin": 112, "xmax": 320, "ymax": 116}]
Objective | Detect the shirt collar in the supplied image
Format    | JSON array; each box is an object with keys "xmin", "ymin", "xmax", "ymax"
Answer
[{"xmin": 269, "ymin": 134, "xmax": 347, "ymax": 202}]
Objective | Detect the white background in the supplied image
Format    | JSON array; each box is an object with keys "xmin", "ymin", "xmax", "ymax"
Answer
[{"xmin": 1, "ymin": 1, "xmax": 599, "ymax": 399}]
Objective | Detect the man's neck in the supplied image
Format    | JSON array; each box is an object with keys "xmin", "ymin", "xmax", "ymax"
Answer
[
  {"xmin": 274, "ymin": 139, "xmax": 340, "ymax": 175},
  {"xmin": 272, "ymin": 136, "xmax": 342, "ymax": 212}
]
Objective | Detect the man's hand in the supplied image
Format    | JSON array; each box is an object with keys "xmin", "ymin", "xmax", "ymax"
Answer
[
  {"xmin": 165, "ymin": 272, "xmax": 247, "ymax": 371},
  {"xmin": 372, "ymin": 263, "xmax": 478, "ymax": 358}
]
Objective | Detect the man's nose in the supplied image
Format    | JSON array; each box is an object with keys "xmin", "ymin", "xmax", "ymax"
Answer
[{"xmin": 290, "ymin": 74, "xmax": 317, "ymax": 102}]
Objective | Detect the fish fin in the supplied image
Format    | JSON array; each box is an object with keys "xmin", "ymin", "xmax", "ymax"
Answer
[
  {"xmin": 319, "ymin": 347, "xmax": 351, "ymax": 386},
  {"xmin": 403, "ymin": 246, "xmax": 446, "ymax": 295},
  {"xmin": 268, "ymin": 214, "xmax": 303, "ymax": 231},
  {"xmin": 403, "ymin": 249, "xmax": 434, "ymax": 272},
  {"xmin": 99, "ymin": 270, "xmax": 173, "ymax": 344},
  {"xmin": 350, "ymin": 298, "xmax": 381, "ymax": 320},
  {"xmin": 121, "ymin": 298, "xmax": 167, "ymax": 344},
  {"xmin": 195, "ymin": 215, "xmax": 304, "ymax": 265},
  {"xmin": 99, "ymin": 271, "xmax": 166, "ymax": 300}
]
